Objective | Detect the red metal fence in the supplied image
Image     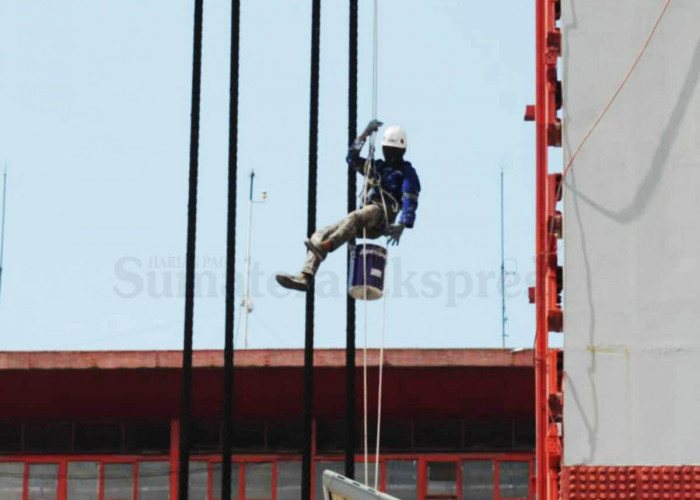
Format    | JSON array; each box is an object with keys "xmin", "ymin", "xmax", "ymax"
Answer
[{"xmin": 0, "ymin": 452, "xmax": 534, "ymax": 500}]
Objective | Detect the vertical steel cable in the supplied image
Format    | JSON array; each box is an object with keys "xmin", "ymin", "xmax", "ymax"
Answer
[
  {"xmin": 221, "ymin": 0, "xmax": 241, "ymax": 498},
  {"xmin": 178, "ymin": 0, "xmax": 205, "ymax": 498},
  {"xmin": 344, "ymin": 0, "xmax": 359, "ymax": 482},
  {"xmin": 302, "ymin": 0, "xmax": 321, "ymax": 498}
]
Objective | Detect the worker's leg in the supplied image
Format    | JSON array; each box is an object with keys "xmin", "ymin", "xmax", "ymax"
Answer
[
  {"xmin": 277, "ymin": 205, "xmax": 385, "ymax": 292},
  {"xmin": 327, "ymin": 204, "xmax": 384, "ymax": 249},
  {"xmin": 302, "ymin": 204, "xmax": 384, "ymax": 275},
  {"xmin": 301, "ymin": 220, "xmax": 342, "ymax": 276}
]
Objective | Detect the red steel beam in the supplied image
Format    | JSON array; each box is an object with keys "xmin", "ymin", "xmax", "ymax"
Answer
[
  {"xmin": 534, "ymin": 1, "xmax": 563, "ymax": 500},
  {"xmin": 535, "ymin": 0, "xmax": 553, "ymax": 499}
]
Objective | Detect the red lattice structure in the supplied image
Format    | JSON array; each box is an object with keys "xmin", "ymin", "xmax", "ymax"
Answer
[
  {"xmin": 530, "ymin": 3, "xmax": 700, "ymax": 500},
  {"xmin": 529, "ymin": 0, "xmax": 563, "ymax": 500},
  {"xmin": 561, "ymin": 466, "xmax": 700, "ymax": 500}
]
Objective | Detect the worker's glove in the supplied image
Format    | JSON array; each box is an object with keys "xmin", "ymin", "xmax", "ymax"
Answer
[
  {"xmin": 350, "ymin": 119, "xmax": 383, "ymax": 156},
  {"xmin": 386, "ymin": 223, "xmax": 405, "ymax": 246},
  {"xmin": 363, "ymin": 119, "xmax": 383, "ymax": 137}
]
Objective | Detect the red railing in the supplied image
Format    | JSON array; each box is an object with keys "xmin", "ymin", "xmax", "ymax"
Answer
[{"xmin": 0, "ymin": 452, "xmax": 534, "ymax": 500}]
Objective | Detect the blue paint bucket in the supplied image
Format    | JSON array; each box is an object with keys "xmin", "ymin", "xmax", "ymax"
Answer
[{"xmin": 348, "ymin": 243, "xmax": 387, "ymax": 301}]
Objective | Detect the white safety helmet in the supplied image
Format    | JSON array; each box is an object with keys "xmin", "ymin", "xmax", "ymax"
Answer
[{"xmin": 381, "ymin": 126, "xmax": 407, "ymax": 150}]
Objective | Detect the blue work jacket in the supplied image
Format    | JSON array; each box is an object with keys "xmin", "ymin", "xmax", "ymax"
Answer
[{"xmin": 347, "ymin": 148, "xmax": 421, "ymax": 228}]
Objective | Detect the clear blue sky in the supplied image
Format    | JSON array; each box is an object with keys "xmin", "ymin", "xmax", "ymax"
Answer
[{"xmin": 0, "ymin": 0, "xmax": 559, "ymax": 351}]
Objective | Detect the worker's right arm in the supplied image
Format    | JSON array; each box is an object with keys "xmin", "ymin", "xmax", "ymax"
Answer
[
  {"xmin": 347, "ymin": 119, "xmax": 382, "ymax": 174},
  {"xmin": 346, "ymin": 145, "xmax": 367, "ymax": 174},
  {"xmin": 347, "ymin": 147, "xmax": 382, "ymax": 177}
]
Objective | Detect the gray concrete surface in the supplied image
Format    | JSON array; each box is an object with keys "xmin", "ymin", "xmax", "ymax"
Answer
[{"xmin": 562, "ymin": 0, "xmax": 700, "ymax": 465}]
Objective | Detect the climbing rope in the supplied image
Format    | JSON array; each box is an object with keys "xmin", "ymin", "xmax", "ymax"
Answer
[
  {"xmin": 360, "ymin": 155, "xmax": 371, "ymax": 486},
  {"xmin": 374, "ymin": 176, "xmax": 389, "ymax": 491},
  {"xmin": 221, "ymin": 0, "xmax": 241, "ymax": 498},
  {"xmin": 178, "ymin": 0, "xmax": 205, "ymax": 498},
  {"xmin": 358, "ymin": 0, "xmax": 387, "ymax": 490},
  {"xmin": 359, "ymin": 149, "xmax": 390, "ymax": 493}
]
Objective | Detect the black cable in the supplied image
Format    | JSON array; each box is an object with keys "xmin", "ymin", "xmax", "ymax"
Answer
[
  {"xmin": 344, "ymin": 0, "xmax": 358, "ymax": 481},
  {"xmin": 179, "ymin": 0, "xmax": 205, "ymax": 498},
  {"xmin": 302, "ymin": 0, "xmax": 321, "ymax": 498},
  {"xmin": 221, "ymin": 0, "xmax": 240, "ymax": 498}
]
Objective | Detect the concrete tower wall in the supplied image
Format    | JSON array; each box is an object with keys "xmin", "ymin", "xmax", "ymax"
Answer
[{"xmin": 562, "ymin": 0, "xmax": 700, "ymax": 465}]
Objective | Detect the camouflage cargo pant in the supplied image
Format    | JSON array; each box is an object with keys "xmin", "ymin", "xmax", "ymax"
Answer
[{"xmin": 302, "ymin": 203, "xmax": 394, "ymax": 276}]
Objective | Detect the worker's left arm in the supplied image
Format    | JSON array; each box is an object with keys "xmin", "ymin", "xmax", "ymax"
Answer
[
  {"xmin": 387, "ymin": 165, "xmax": 420, "ymax": 246},
  {"xmin": 399, "ymin": 165, "xmax": 421, "ymax": 228}
]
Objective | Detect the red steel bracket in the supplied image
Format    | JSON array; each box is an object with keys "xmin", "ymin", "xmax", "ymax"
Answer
[
  {"xmin": 547, "ymin": 122, "xmax": 562, "ymax": 147},
  {"xmin": 525, "ymin": 105, "xmax": 536, "ymax": 122}
]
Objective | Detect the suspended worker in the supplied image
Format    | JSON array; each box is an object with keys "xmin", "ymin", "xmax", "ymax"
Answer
[{"xmin": 276, "ymin": 120, "xmax": 421, "ymax": 292}]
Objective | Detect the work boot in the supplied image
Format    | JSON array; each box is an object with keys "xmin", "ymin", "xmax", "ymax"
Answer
[
  {"xmin": 304, "ymin": 238, "xmax": 331, "ymax": 261},
  {"xmin": 275, "ymin": 272, "xmax": 311, "ymax": 292}
]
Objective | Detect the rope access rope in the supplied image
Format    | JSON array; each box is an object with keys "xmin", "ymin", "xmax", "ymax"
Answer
[
  {"xmin": 361, "ymin": 154, "xmax": 371, "ymax": 485},
  {"xmin": 374, "ymin": 177, "xmax": 389, "ymax": 492},
  {"xmin": 369, "ymin": 0, "xmax": 388, "ymax": 490},
  {"xmin": 359, "ymin": 0, "xmax": 387, "ymax": 489}
]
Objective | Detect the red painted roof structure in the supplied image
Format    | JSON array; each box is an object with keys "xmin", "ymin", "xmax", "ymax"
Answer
[{"xmin": 0, "ymin": 348, "xmax": 534, "ymax": 421}]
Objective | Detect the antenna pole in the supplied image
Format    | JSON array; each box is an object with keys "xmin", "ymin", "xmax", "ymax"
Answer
[
  {"xmin": 0, "ymin": 166, "xmax": 8, "ymax": 304},
  {"xmin": 243, "ymin": 169, "xmax": 255, "ymax": 349},
  {"xmin": 500, "ymin": 165, "xmax": 507, "ymax": 348}
]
